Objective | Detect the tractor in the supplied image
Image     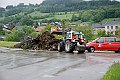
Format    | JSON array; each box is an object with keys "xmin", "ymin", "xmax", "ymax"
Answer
[{"xmin": 58, "ymin": 30, "xmax": 86, "ymax": 53}]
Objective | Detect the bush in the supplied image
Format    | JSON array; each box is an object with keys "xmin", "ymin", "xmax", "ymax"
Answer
[
  {"xmin": 30, "ymin": 32, "xmax": 39, "ymax": 38},
  {"xmin": 5, "ymin": 26, "xmax": 39, "ymax": 41},
  {"xmin": 5, "ymin": 30, "xmax": 24, "ymax": 41}
]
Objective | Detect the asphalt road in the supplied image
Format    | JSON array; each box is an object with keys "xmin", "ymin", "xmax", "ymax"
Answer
[{"xmin": 0, "ymin": 47, "xmax": 120, "ymax": 80}]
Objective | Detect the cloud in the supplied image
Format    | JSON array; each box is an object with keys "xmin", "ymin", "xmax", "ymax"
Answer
[{"xmin": 0, "ymin": 0, "xmax": 44, "ymax": 8}]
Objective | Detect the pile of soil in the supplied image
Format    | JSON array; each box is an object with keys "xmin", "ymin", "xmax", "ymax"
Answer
[{"xmin": 14, "ymin": 32, "xmax": 61, "ymax": 51}]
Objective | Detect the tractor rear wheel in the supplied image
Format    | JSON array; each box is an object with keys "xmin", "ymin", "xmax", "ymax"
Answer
[{"xmin": 65, "ymin": 41, "xmax": 74, "ymax": 53}]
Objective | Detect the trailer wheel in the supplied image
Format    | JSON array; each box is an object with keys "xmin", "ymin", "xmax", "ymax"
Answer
[{"xmin": 65, "ymin": 41, "xmax": 74, "ymax": 53}]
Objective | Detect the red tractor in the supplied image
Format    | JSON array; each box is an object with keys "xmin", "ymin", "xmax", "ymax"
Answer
[{"xmin": 58, "ymin": 30, "xmax": 86, "ymax": 53}]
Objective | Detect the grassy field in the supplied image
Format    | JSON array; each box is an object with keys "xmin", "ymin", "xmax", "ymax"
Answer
[
  {"xmin": 101, "ymin": 63, "xmax": 120, "ymax": 80},
  {"xmin": 0, "ymin": 41, "xmax": 19, "ymax": 47},
  {"xmin": 29, "ymin": 12, "xmax": 50, "ymax": 16},
  {"xmin": 29, "ymin": 11, "xmax": 79, "ymax": 21},
  {"xmin": 101, "ymin": 18, "xmax": 120, "ymax": 24}
]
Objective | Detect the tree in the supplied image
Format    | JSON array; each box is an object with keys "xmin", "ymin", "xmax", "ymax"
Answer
[
  {"xmin": 22, "ymin": 26, "xmax": 35, "ymax": 35},
  {"xmin": 71, "ymin": 14, "xmax": 78, "ymax": 22},
  {"xmin": 0, "ymin": 24, "xmax": 5, "ymax": 35},
  {"xmin": 20, "ymin": 16, "xmax": 34, "ymax": 26},
  {"xmin": 97, "ymin": 30, "xmax": 106, "ymax": 37},
  {"xmin": 116, "ymin": 28, "xmax": 120, "ymax": 37},
  {"xmin": 6, "ymin": 5, "xmax": 14, "ymax": 9},
  {"xmin": 5, "ymin": 26, "xmax": 38, "ymax": 41},
  {"xmin": 0, "ymin": 7, "xmax": 5, "ymax": 12},
  {"xmin": 81, "ymin": 11, "xmax": 94, "ymax": 22}
]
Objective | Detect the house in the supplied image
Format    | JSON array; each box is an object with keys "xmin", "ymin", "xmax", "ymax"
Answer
[
  {"xmin": 104, "ymin": 20, "xmax": 120, "ymax": 35},
  {"xmin": 81, "ymin": 22, "xmax": 89, "ymax": 26},
  {"xmin": 92, "ymin": 20, "xmax": 120, "ymax": 35},
  {"xmin": 0, "ymin": 35, "xmax": 5, "ymax": 40},
  {"xmin": 3, "ymin": 23, "xmax": 15, "ymax": 31},
  {"xmin": 92, "ymin": 23, "xmax": 105, "ymax": 34}
]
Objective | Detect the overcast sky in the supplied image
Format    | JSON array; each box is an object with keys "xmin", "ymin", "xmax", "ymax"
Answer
[
  {"xmin": 0, "ymin": 0, "xmax": 44, "ymax": 8},
  {"xmin": 0, "ymin": 0, "xmax": 120, "ymax": 8}
]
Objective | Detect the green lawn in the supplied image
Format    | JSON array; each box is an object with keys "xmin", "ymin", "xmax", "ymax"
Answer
[
  {"xmin": 101, "ymin": 63, "xmax": 120, "ymax": 80},
  {"xmin": 29, "ymin": 11, "xmax": 50, "ymax": 17},
  {"xmin": 0, "ymin": 41, "xmax": 19, "ymax": 47},
  {"xmin": 101, "ymin": 18, "xmax": 120, "ymax": 24}
]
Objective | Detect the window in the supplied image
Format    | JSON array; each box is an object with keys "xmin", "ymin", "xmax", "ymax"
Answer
[
  {"xmin": 116, "ymin": 26, "xmax": 118, "ymax": 29},
  {"xmin": 106, "ymin": 38, "xmax": 115, "ymax": 42},
  {"xmin": 116, "ymin": 38, "xmax": 120, "ymax": 42},
  {"xmin": 96, "ymin": 38, "xmax": 104, "ymax": 43},
  {"xmin": 107, "ymin": 26, "xmax": 109, "ymax": 29},
  {"xmin": 66, "ymin": 33, "xmax": 71, "ymax": 38},
  {"xmin": 111, "ymin": 26, "xmax": 113, "ymax": 29}
]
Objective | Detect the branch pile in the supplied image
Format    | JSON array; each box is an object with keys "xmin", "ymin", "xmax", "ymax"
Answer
[{"xmin": 14, "ymin": 32, "xmax": 61, "ymax": 51}]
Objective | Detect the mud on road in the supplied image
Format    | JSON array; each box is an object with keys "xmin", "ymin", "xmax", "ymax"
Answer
[{"xmin": 0, "ymin": 47, "xmax": 120, "ymax": 80}]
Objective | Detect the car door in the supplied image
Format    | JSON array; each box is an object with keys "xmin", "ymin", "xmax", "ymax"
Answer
[
  {"xmin": 105, "ymin": 38, "xmax": 114, "ymax": 50},
  {"xmin": 110, "ymin": 38, "xmax": 120, "ymax": 51},
  {"xmin": 95, "ymin": 38, "xmax": 107, "ymax": 50}
]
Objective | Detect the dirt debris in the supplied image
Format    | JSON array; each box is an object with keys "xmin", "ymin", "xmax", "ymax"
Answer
[{"xmin": 14, "ymin": 32, "xmax": 61, "ymax": 51}]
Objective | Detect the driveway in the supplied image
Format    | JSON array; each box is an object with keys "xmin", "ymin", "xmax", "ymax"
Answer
[{"xmin": 0, "ymin": 47, "xmax": 120, "ymax": 80}]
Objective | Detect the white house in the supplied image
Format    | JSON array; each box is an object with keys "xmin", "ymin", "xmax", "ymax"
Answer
[{"xmin": 104, "ymin": 20, "xmax": 120, "ymax": 35}]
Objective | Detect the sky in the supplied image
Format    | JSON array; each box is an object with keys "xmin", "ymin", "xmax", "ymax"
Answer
[
  {"xmin": 0, "ymin": 0, "xmax": 120, "ymax": 8},
  {"xmin": 0, "ymin": 0, "xmax": 44, "ymax": 8}
]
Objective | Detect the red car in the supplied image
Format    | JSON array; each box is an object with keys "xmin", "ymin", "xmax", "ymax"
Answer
[{"xmin": 86, "ymin": 37, "xmax": 120, "ymax": 53}]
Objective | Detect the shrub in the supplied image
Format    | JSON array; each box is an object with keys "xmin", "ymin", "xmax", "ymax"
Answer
[
  {"xmin": 5, "ymin": 26, "xmax": 39, "ymax": 41},
  {"xmin": 5, "ymin": 30, "xmax": 24, "ymax": 41}
]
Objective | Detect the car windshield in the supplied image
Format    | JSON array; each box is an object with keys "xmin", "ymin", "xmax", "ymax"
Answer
[{"xmin": 92, "ymin": 38, "xmax": 99, "ymax": 42}]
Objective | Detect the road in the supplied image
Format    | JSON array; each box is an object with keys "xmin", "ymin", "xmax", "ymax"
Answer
[{"xmin": 0, "ymin": 47, "xmax": 120, "ymax": 80}]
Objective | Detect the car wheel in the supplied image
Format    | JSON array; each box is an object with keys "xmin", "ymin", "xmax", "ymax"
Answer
[
  {"xmin": 115, "ymin": 48, "xmax": 120, "ymax": 53},
  {"xmin": 88, "ymin": 47, "xmax": 95, "ymax": 53}
]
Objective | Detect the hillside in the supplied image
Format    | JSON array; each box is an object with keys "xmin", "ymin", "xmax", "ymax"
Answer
[
  {"xmin": 39, "ymin": 0, "xmax": 120, "ymax": 12},
  {"xmin": 0, "ymin": 0, "xmax": 120, "ymax": 25}
]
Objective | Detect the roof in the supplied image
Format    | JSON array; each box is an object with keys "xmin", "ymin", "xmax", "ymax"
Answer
[
  {"xmin": 81, "ymin": 22, "xmax": 88, "ymax": 26},
  {"xmin": 34, "ymin": 26, "xmax": 45, "ymax": 32},
  {"xmin": 92, "ymin": 23, "xmax": 105, "ymax": 28},
  {"xmin": 3, "ymin": 24, "xmax": 15, "ymax": 30},
  {"xmin": 105, "ymin": 20, "xmax": 120, "ymax": 26}
]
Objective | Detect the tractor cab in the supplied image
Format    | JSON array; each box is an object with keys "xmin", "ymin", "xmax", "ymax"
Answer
[{"xmin": 65, "ymin": 31, "xmax": 85, "ymax": 44}]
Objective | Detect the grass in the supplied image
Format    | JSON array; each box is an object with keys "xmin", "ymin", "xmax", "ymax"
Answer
[
  {"xmin": 29, "ymin": 11, "xmax": 50, "ymax": 17},
  {"xmin": 0, "ymin": 41, "xmax": 19, "ymax": 48},
  {"xmin": 101, "ymin": 18, "xmax": 120, "ymax": 24},
  {"xmin": 29, "ymin": 11, "xmax": 79, "ymax": 21},
  {"xmin": 101, "ymin": 63, "xmax": 120, "ymax": 80}
]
